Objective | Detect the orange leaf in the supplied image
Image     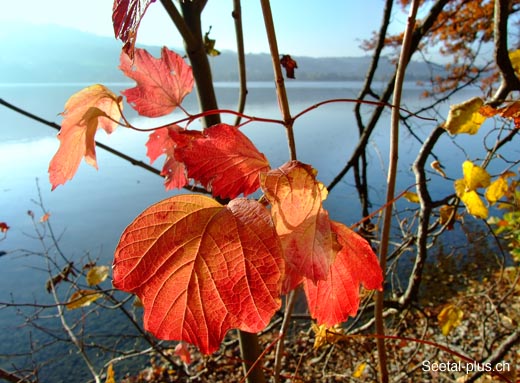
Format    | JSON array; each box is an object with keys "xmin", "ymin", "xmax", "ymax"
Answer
[
  {"xmin": 304, "ymin": 221, "xmax": 382, "ymax": 326},
  {"xmin": 113, "ymin": 195, "xmax": 284, "ymax": 354},
  {"xmin": 176, "ymin": 124, "xmax": 271, "ymax": 199},
  {"xmin": 40, "ymin": 212, "xmax": 51, "ymax": 223},
  {"xmin": 260, "ymin": 161, "xmax": 340, "ymax": 291},
  {"xmin": 48, "ymin": 84, "xmax": 122, "ymax": 190},
  {"xmin": 120, "ymin": 47, "xmax": 193, "ymax": 117},
  {"xmin": 496, "ymin": 101, "xmax": 520, "ymax": 128}
]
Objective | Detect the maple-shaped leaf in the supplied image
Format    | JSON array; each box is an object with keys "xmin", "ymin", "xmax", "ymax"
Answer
[
  {"xmin": 49, "ymin": 84, "xmax": 123, "ymax": 190},
  {"xmin": 120, "ymin": 47, "xmax": 194, "ymax": 117},
  {"xmin": 113, "ymin": 0, "xmax": 156, "ymax": 59},
  {"xmin": 444, "ymin": 97, "xmax": 487, "ymax": 135},
  {"xmin": 454, "ymin": 161, "xmax": 491, "ymax": 219},
  {"xmin": 304, "ymin": 221, "xmax": 382, "ymax": 327},
  {"xmin": 113, "ymin": 195, "xmax": 284, "ymax": 354},
  {"xmin": 280, "ymin": 54, "xmax": 298, "ymax": 79},
  {"xmin": 146, "ymin": 126, "xmax": 188, "ymax": 190},
  {"xmin": 175, "ymin": 124, "xmax": 271, "ymax": 199},
  {"xmin": 260, "ymin": 161, "xmax": 340, "ymax": 291}
]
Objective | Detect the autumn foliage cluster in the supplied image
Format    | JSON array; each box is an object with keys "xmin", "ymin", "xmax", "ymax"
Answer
[{"xmin": 46, "ymin": 41, "xmax": 384, "ymax": 353}]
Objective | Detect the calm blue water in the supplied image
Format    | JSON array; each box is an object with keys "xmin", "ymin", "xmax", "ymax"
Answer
[{"xmin": 0, "ymin": 81, "xmax": 497, "ymax": 381}]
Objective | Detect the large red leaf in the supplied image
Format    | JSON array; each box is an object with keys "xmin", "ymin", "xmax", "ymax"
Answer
[
  {"xmin": 175, "ymin": 124, "xmax": 271, "ymax": 199},
  {"xmin": 113, "ymin": 195, "xmax": 284, "ymax": 354},
  {"xmin": 304, "ymin": 221, "xmax": 383, "ymax": 326},
  {"xmin": 120, "ymin": 47, "xmax": 194, "ymax": 117},
  {"xmin": 112, "ymin": 0, "xmax": 156, "ymax": 59},
  {"xmin": 260, "ymin": 161, "xmax": 340, "ymax": 292},
  {"xmin": 146, "ymin": 126, "xmax": 188, "ymax": 190},
  {"xmin": 48, "ymin": 84, "xmax": 122, "ymax": 190}
]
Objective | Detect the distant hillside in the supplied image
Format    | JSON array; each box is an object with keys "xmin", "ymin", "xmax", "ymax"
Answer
[{"xmin": 0, "ymin": 23, "xmax": 444, "ymax": 83}]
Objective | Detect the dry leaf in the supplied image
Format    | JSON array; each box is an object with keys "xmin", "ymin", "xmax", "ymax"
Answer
[
  {"xmin": 66, "ymin": 290, "xmax": 103, "ymax": 310},
  {"xmin": 444, "ymin": 97, "xmax": 487, "ymax": 135},
  {"xmin": 86, "ymin": 265, "xmax": 110, "ymax": 286},
  {"xmin": 438, "ymin": 304, "xmax": 464, "ymax": 336}
]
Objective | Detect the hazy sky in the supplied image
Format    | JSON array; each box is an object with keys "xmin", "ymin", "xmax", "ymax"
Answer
[{"xmin": 1, "ymin": 0, "xmax": 410, "ymax": 57}]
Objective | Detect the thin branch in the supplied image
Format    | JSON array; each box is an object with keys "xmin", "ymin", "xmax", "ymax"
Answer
[
  {"xmin": 232, "ymin": 0, "xmax": 248, "ymax": 126},
  {"xmin": 374, "ymin": 2, "xmax": 420, "ymax": 382},
  {"xmin": 327, "ymin": 0, "xmax": 450, "ymax": 192},
  {"xmin": 260, "ymin": 0, "xmax": 297, "ymax": 161}
]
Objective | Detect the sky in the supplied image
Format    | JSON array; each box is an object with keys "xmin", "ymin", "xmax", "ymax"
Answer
[{"xmin": 0, "ymin": 0, "xmax": 410, "ymax": 57}]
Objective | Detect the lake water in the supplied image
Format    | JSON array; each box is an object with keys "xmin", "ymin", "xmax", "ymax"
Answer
[{"xmin": 0, "ymin": 81, "xmax": 498, "ymax": 381}]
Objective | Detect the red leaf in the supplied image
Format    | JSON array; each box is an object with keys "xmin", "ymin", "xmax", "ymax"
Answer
[
  {"xmin": 146, "ymin": 126, "xmax": 188, "ymax": 190},
  {"xmin": 174, "ymin": 342, "xmax": 192, "ymax": 365},
  {"xmin": 260, "ymin": 161, "xmax": 340, "ymax": 292},
  {"xmin": 113, "ymin": 195, "xmax": 284, "ymax": 354},
  {"xmin": 48, "ymin": 85, "xmax": 122, "ymax": 190},
  {"xmin": 112, "ymin": 0, "xmax": 156, "ymax": 59},
  {"xmin": 304, "ymin": 221, "xmax": 383, "ymax": 326},
  {"xmin": 0, "ymin": 222, "xmax": 9, "ymax": 233},
  {"xmin": 280, "ymin": 55, "xmax": 298, "ymax": 79},
  {"xmin": 176, "ymin": 124, "xmax": 271, "ymax": 199},
  {"xmin": 120, "ymin": 47, "xmax": 194, "ymax": 117}
]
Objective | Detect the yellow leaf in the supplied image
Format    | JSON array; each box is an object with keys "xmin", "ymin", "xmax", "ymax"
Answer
[
  {"xmin": 66, "ymin": 290, "xmax": 103, "ymax": 310},
  {"xmin": 86, "ymin": 265, "xmax": 110, "ymax": 286},
  {"xmin": 485, "ymin": 177, "xmax": 508, "ymax": 205},
  {"xmin": 510, "ymin": 49, "xmax": 520, "ymax": 76},
  {"xmin": 353, "ymin": 362, "xmax": 367, "ymax": 379},
  {"xmin": 105, "ymin": 364, "xmax": 116, "ymax": 383},
  {"xmin": 462, "ymin": 161, "xmax": 491, "ymax": 191},
  {"xmin": 311, "ymin": 323, "xmax": 343, "ymax": 349},
  {"xmin": 455, "ymin": 179, "xmax": 488, "ymax": 219},
  {"xmin": 438, "ymin": 304, "xmax": 464, "ymax": 336},
  {"xmin": 444, "ymin": 97, "xmax": 487, "ymax": 135},
  {"xmin": 403, "ymin": 191, "xmax": 420, "ymax": 203}
]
